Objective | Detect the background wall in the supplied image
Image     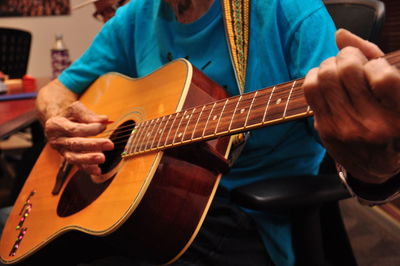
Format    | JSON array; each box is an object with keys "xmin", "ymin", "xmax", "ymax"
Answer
[{"xmin": 0, "ymin": 0, "xmax": 102, "ymax": 78}]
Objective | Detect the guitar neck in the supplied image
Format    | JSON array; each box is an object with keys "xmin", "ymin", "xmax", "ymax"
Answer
[{"xmin": 122, "ymin": 50, "xmax": 400, "ymax": 158}]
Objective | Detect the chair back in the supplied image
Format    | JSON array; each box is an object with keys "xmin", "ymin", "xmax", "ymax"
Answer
[
  {"xmin": 0, "ymin": 28, "xmax": 32, "ymax": 79},
  {"xmin": 324, "ymin": 0, "xmax": 385, "ymax": 44}
]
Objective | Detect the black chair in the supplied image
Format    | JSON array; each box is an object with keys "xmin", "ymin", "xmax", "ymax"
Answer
[
  {"xmin": 0, "ymin": 27, "xmax": 32, "ymax": 79},
  {"xmin": 324, "ymin": 0, "xmax": 385, "ymax": 44},
  {"xmin": 231, "ymin": 1, "xmax": 385, "ymax": 265}
]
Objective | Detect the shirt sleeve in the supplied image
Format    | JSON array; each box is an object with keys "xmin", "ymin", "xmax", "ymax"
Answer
[
  {"xmin": 284, "ymin": 3, "xmax": 339, "ymax": 79},
  {"xmin": 58, "ymin": 3, "xmax": 136, "ymax": 94}
]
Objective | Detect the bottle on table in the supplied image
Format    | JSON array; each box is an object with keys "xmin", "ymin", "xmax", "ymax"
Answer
[{"xmin": 51, "ymin": 34, "xmax": 71, "ymax": 79}]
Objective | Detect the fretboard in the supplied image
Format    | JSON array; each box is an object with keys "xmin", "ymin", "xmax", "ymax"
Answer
[{"xmin": 122, "ymin": 50, "xmax": 400, "ymax": 158}]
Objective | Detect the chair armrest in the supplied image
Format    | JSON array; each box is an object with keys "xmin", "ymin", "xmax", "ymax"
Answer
[{"xmin": 231, "ymin": 174, "xmax": 351, "ymax": 212}]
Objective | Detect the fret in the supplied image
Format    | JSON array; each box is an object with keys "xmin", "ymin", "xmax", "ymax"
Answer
[
  {"xmin": 138, "ymin": 120, "xmax": 154, "ymax": 153},
  {"xmin": 214, "ymin": 99, "xmax": 229, "ymax": 135},
  {"xmin": 244, "ymin": 89, "xmax": 270, "ymax": 128},
  {"xmin": 262, "ymin": 86, "xmax": 276, "ymax": 123},
  {"xmin": 172, "ymin": 110, "xmax": 188, "ymax": 144},
  {"xmin": 229, "ymin": 93, "xmax": 254, "ymax": 131},
  {"xmin": 156, "ymin": 114, "xmax": 172, "ymax": 149},
  {"xmin": 139, "ymin": 120, "xmax": 156, "ymax": 152},
  {"xmin": 284, "ymin": 82, "xmax": 310, "ymax": 118},
  {"xmin": 181, "ymin": 107, "xmax": 196, "ymax": 142},
  {"xmin": 143, "ymin": 119, "xmax": 159, "ymax": 151},
  {"xmin": 191, "ymin": 105, "xmax": 206, "ymax": 140},
  {"xmin": 168, "ymin": 111, "xmax": 185, "ymax": 146},
  {"xmin": 132, "ymin": 121, "xmax": 148, "ymax": 154},
  {"xmin": 149, "ymin": 117, "xmax": 163, "ymax": 150},
  {"xmin": 283, "ymin": 81, "xmax": 296, "ymax": 119},
  {"xmin": 212, "ymin": 97, "xmax": 237, "ymax": 133},
  {"xmin": 263, "ymin": 85, "xmax": 289, "ymax": 122},
  {"xmin": 202, "ymin": 102, "xmax": 217, "ymax": 137},
  {"xmin": 228, "ymin": 95, "xmax": 242, "ymax": 132},
  {"xmin": 127, "ymin": 123, "xmax": 142, "ymax": 154},
  {"xmin": 194, "ymin": 103, "xmax": 215, "ymax": 139},
  {"xmin": 138, "ymin": 119, "xmax": 155, "ymax": 152},
  {"xmin": 163, "ymin": 113, "xmax": 179, "ymax": 147},
  {"xmin": 244, "ymin": 91, "xmax": 258, "ymax": 128},
  {"xmin": 123, "ymin": 126, "xmax": 136, "ymax": 156}
]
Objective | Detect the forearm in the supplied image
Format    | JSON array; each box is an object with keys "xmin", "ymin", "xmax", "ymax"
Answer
[{"xmin": 36, "ymin": 79, "xmax": 79, "ymax": 123}]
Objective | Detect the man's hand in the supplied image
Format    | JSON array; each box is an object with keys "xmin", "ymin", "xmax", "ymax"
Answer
[
  {"xmin": 303, "ymin": 29, "xmax": 400, "ymax": 184},
  {"xmin": 45, "ymin": 101, "xmax": 114, "ymax": 176}
]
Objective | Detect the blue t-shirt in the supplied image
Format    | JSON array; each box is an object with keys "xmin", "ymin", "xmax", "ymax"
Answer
[{"xmin": 59, "ymin": 1, "xmax": 338, "ymax": 265}]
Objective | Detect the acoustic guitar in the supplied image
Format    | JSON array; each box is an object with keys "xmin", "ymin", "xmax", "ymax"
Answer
[{"xmin": 1, "ymin": 52, "xmax": 399, "ymax": 265}]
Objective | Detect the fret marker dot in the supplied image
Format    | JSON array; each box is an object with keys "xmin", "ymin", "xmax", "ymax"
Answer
[
  {"xmin": 213, "ymin": 115, "xmax": 217, "ymax": 120},
  {"xmin": 159, "ymin": 129, "xmax": 162, "ymax": 134},
  {"xmin": 240, "ymin": 109, "xmax": 245, "ymax": 114},
  {"xmin": 185, "ymin": 115, "xmax": 190, "ymax": 119},
  {"xmin": 276, "ymin": 98, "xmax": 282, "ymax": 104},
  {"xmin": 178, "ymin": 133, "xmax": 182, "ymax": 138}
]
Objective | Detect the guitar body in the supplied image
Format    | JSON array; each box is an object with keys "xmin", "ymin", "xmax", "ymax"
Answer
[{"xmin": 0, "ymin": 60, "xmax": 232, "ymax": 265}]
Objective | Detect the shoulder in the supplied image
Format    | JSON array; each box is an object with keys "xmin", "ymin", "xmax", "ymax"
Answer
[
  {"xmin": 279, "ymin": 0, "xmax": 326, "ymax": 20},
  {"xmin": 251, "ymin": 0, "xmax": 327, "ymax": 23}
]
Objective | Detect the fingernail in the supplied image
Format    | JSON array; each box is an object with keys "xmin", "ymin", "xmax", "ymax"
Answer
[
  {"xmin": 96, "ymin": 155, "xmax": 105, "ymax": 163},
  {"xmin": 103, "ymin": 142, "xmax": 114, "ymax": 150},
  {"xmin": 92, "ymin": 167, "xmax": 101, "ymax": 176}
]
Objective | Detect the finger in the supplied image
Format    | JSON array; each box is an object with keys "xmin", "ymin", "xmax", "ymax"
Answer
[
  {"xmin": 65, "ymin": 101, "xmax": 109, "ymax": 123},
  {"xmin": 336, "ymin": 47, "xmax": 376, "ymax": 110},
  {"xmin": 314, "ymin": 57, "xmax": 353, "ymax": 111},
  {"xmin": 80, "ymin": 164, "xmax": 102, "ymax": 176},
  {"xmin": 45, "ymin": 116, "xmax": 107, "ymax": 138},
  {"xmin": 336, "ymin": 29, "xmax": 384, "ymax": 59},
  {"xmin": 303, "ymin": 67, "xmax": 331, "ymax": 115},
  {"xmin": 64, "ymin": 151, "xmax": 106, "ymax": 165},
  {"xmin": 365, "ymin": 58, "xmax": 400, "ymax": 111},
  {"xmin": 49, "ymin": 137, "xmax": 114, "ymax": 152}
]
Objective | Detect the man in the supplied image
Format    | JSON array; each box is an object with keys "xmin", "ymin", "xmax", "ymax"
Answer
[{"xmin": 33, "ymin": 0, "xmax": 400, "ymax": 265}]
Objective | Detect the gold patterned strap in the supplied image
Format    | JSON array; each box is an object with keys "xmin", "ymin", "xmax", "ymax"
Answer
[{"xmin": 220, "ymin": 0, "xmax": 250, "ymax": 94}]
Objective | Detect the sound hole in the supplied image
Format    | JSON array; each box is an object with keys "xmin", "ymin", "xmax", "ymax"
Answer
[
  {"xmin": 57, "ymin": 120, "xmax": 135, "ymax": 217},
  {"xmin": 101, "ymin": 120, "xmax": 135, "ymax": 174}
]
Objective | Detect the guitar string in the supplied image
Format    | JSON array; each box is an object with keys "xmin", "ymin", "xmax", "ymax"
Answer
[
  {"xmin": 97, "ymin": 82, "xmax": 307, "ymax": 148},
  {"xmin": 120, "ymin": 103, "xmax": 312, "ymax": 155},
  {"xmin": 96, "ymin": 80, "xmax": 304, "ymax": 140},
  {"xmin": 95, "ymin": 82, "xmax": 303, "ymax": 148},
  {"xmin": 108, "ymin": 88, "xmax": 310, "ymax": 150}
]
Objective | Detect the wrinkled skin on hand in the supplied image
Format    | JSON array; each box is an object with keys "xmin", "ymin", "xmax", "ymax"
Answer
[
  {"xmin": 45, "ymin": 101, "xmax": 114, "ymax": 176},
  {"xmin": 303, "ymin": 29, "xmax": 400, "ymax": 184}
]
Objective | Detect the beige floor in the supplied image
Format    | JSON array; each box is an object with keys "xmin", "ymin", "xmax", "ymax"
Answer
[{"xmin": 341, "ymin": 198, "xmax": 400, "ymax": 266}]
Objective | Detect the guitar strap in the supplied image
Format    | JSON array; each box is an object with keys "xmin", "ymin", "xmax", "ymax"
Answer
[
  {"xmin": 220, "ymin": 0, "xmax": 250, "ymax": 95},
  {"xmin": 220, "ymin": 0, "xmax": 251, "ymax": 164}
]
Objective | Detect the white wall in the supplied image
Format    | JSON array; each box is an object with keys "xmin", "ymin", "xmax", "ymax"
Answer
[{"xmin": 0, "ymin": 0, "xmax": 102, "ymax": 78}]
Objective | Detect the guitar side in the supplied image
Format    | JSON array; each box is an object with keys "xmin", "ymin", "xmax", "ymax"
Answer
[{"xmin": 0, "ymin": 59, "xmax": 230, "ymax": 264}]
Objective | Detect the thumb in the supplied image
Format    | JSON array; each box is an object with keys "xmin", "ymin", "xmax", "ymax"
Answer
[
  {"xmin": 65, "ymin": 101, "xmax": 109, "ymax": 123},
  {"xmin": 336, "ymin": 28, "xmax": 384, "ymax": 59}
]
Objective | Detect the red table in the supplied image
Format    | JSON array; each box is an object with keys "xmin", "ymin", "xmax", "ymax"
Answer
[
  {"xmin": 0, "ymin": 77, "xmax": 50, "ymax": 139},
  {"xmin": 0, "ymin": 98, "xmax": 37, "ymax": 139}
]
